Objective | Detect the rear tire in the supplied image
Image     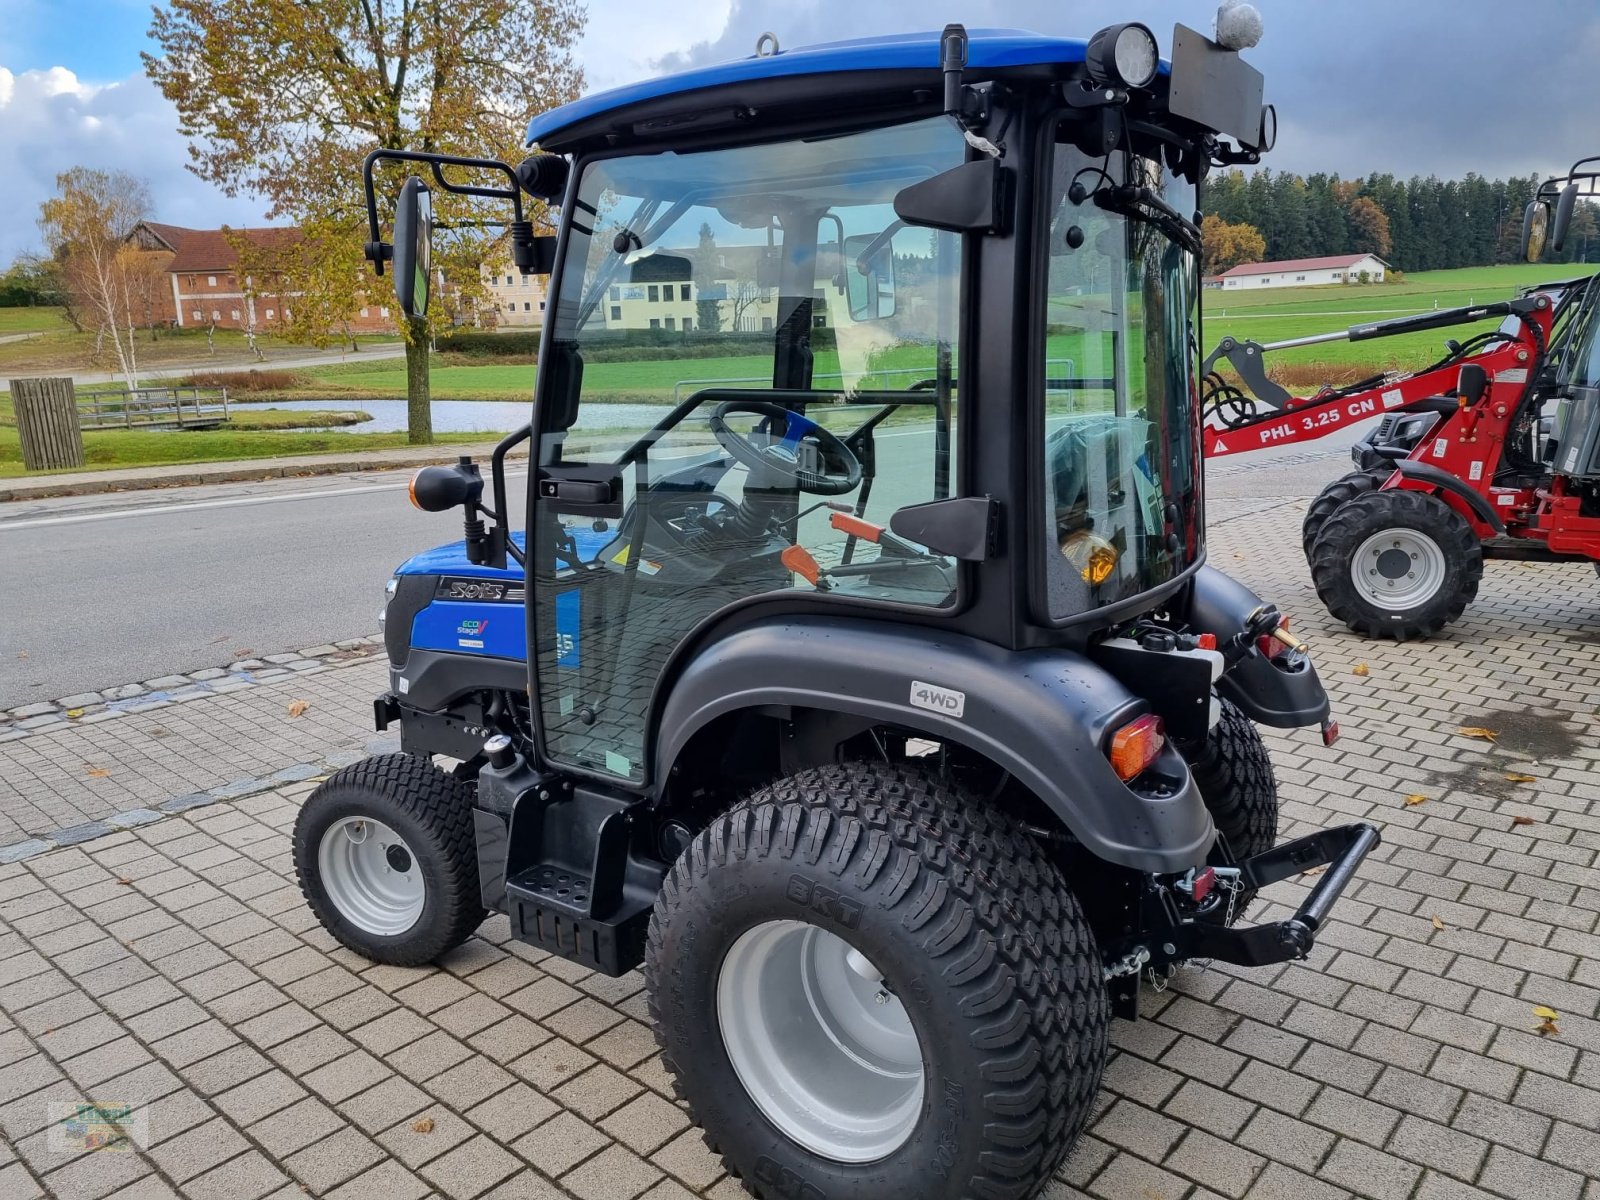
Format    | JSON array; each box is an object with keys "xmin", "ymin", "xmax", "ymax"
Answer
[
  {"xmin": 1301, "ymin": 468, "xmax": 1391, "ymax": 556},
  {"xmin": 293, "ymin": 753, "xmax": 485, "ymax": 966},
  {"xmin": 1309, "ymin": 489, "xmax": 1481, "ymax": 640},
  {"xmin": 1184, "ymin": 699, "xmax": 1278, "ymax": 916},
  {"xmin": 645, "ymin": 762, "xmax": 1109, "ymax": 1200}
]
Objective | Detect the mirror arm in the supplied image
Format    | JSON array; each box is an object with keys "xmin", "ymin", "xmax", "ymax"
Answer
[
  {"xmin": 490, "ymin": 424, "xmax": 533, "ymax": 568},
  {"xmin": 854, "ymin": 220, "xmax": 906, "ymax": 275},
  {"xmin": 361, "ymin": 148, "xmax": 531, "ymax": 276}
]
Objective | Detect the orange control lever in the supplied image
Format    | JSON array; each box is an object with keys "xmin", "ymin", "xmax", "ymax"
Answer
[
  {"xmin": 781, "ymin": 544, "xmax": 826, "ymax": 587},
  {"xmin": 829, "ymin": 511, "xmax": 883, "ymax": 543}
]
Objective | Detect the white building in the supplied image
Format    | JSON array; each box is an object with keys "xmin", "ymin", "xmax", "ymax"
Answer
[
  {"xmin": 481, "ymin": 263, "xmax": 548, "ymax": 326},
  {"xmin": 1218, "ymin": 253, "xmax": 1388, "ymax": 290}
]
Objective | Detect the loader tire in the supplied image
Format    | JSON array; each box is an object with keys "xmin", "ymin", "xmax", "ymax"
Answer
[
  {"xmin": 1309, "ymin": 488, "xmax": 1481, "ymax": 640},
  {"xmin": 1301, "ymin": 468, "xmax": 1392, "ymax": 556}
]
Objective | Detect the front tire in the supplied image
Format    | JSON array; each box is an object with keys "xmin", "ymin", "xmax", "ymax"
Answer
[
  {"xmin": 1309, "ymin": 488, "xmax": 1482, "ymax": 639},
  {"xmin": 646, "ymin": 763, "xmax": 1109, "ymax": 1200},
  {"xmin": 293, "ymin": 753, "xmax": 485, "ymax": 966}
]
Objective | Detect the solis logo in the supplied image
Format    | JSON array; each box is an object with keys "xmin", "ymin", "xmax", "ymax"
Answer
[{"xmin": 456, "ymin": 618, "xmax": 489, "ymax": 637}]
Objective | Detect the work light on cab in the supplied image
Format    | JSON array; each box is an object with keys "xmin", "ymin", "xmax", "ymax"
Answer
[{"xmin": 1085, "ymin": 22, "xmax": 1159, "ymax": 90}]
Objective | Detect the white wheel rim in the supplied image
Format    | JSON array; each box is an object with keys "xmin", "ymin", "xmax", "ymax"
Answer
[
  {"xmin": 1350, "ymin": 527, "xmax": 1448, "ymax": 610},
  {"xmin": 317, "ymin": 816, "xmax": 425, "ymax": 936},
  {"xmin": 716, "ymin": 920, "xmax": 925, "ymax": 1163}
]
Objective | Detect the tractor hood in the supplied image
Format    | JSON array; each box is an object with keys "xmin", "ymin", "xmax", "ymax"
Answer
[{"xmin": 395, "ymin": 534, "xmax": 528, "ymax": 582}]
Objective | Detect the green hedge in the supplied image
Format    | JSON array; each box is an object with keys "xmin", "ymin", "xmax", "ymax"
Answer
[{"xmin": 439, "ymin": 325, "xmax": 839, "ymax": 362}]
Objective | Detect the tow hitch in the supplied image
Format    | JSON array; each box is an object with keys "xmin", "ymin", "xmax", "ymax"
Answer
[{"xmin": 1107, "ymin": 822, "xmax": 1380, "ymax": 1015}]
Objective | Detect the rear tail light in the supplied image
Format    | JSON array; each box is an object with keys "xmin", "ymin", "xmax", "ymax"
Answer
[
  {"xmin": 1109, "ymin": 713, "xmax": 1165, "ymax": 781},
  {"xmin": 1258, "ymin": 615, "xmax": 1292, "ymax": 659}
]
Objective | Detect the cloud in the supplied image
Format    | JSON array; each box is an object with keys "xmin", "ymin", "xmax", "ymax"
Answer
[
  {"xmin": 0, "ymin": 65, "xmax": 270, "ymax": 265},
  {"xmin": 641, "ymin": 0, "xmax": 1597, "ymax": 185}
]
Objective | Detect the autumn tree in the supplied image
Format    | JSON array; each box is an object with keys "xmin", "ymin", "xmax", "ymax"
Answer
[
  {"xmin": 38, "ymin": 168, "xmax": 154, "ymax": 387},
  {"xmin": 1344, "ymin": 195, "xmax": 1392, "ymax": 260},
  {"xmin": 1201, "ymin": 214, "xmax": 1266, "ymax": 276},
  {"xmin": 145, "ymin": 0, "xmax": 585, "ymax": 444}
]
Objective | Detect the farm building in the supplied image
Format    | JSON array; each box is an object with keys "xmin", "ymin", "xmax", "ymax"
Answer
[{"xmin": 1218, "ymin": 253, "xmax": 1388, "ymax": 290}]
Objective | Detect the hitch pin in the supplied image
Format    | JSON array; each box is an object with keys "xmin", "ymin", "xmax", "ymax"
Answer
[{"xmin": 1271, "ymin": 625, "xmax": 1309, "ymax": 655}]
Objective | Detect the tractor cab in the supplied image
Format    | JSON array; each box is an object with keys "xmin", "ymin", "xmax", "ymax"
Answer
[{"xmin": 299, "ymin": 20, "xmax": 1381, "ymax": 1200}]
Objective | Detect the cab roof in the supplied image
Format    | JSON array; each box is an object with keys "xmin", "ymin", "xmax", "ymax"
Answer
[{"xmin": 525, "ymin": 28, "xmax": 1098, "ymax": 153}]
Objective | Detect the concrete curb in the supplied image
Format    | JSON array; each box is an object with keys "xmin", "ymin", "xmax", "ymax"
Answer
[{"xmin": 0, "ymin": 441, "xmax": 520, "ymax": 502}]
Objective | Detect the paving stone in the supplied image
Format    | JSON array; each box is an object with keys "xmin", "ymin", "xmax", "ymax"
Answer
[
  {"xmin": 515, "ymin": 1110, "xmax": 611, "ymax": 1177},
  {"xmin": 9, "ymin": 703, "xmax": 59, "ymax": 719}
]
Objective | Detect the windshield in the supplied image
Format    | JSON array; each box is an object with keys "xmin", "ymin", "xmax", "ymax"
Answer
[
  {"xmin": 530, "ymin": 117, "xmax": 966, "ymax": 780},
  {"xmin": 1040, "ymin": 133, "xmax": 1201, "ymax": 619}
]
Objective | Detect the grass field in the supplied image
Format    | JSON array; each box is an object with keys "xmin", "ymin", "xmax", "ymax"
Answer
[
  {"xmin": 1200, "ymin": 262, "xmax": 1600, "ymax": 378},
  {"xmin": 0, "ymin": 307, "xmax": 71, "ymax": 335}
]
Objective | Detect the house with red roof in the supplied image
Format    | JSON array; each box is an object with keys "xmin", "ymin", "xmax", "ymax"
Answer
[
  {"xmin": 128, "ymin": 222, "xmax": 394, "ymax": 333},
  {"xmin": 1216, "ymin": 253, "xmax": 1388, "ymax": 290}
]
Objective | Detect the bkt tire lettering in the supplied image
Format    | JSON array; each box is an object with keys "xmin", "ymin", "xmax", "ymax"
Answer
[
  {"xmin": 754, "ymin": 1156, "xmax": 827, "ymax": 1200},
  {"xmin": 785, "ymin": 875, "xmax": 863, "ymax": 929}
]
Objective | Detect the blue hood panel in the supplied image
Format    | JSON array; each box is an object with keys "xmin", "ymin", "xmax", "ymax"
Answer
[{"xmin": 526, "ymin": 29, "xmax": 1094, "ymax": 149}]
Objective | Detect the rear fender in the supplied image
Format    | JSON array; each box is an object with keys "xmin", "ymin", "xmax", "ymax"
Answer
[
  {"xmin": 655, "ymin": 616, "xmax": 1214, "ymax": 874},
  {"xmin": 1185, "ymin": 566, "xmax": 1331, "ymax": 729}
]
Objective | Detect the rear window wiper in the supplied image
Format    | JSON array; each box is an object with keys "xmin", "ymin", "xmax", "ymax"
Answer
[{"xmin": 1092, "ymin": 184, "xmax": 1201, "ymax": 256}]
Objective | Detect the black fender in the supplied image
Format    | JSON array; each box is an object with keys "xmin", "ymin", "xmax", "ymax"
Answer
[
  {"xmin": 1185, "ymin": 566, "xmax": 1331, "ymax": 729},
  {"xmin": 1393, "ymin": 461, "xmax": 1506, "ymax": 532},
  {"xmin": 655, "ymin": 616, "xmax": 1214, "ymax": 874}
]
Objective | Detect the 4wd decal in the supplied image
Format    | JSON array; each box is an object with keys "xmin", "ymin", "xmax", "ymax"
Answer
[{"xmin": 910, "ymin": 680, "xmax": 965, "ymax": 718}]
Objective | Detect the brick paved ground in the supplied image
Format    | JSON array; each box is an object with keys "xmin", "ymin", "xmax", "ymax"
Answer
[{"xmin": 1, "ymin": 478, "xmax": 1599, "ymax": 1198}]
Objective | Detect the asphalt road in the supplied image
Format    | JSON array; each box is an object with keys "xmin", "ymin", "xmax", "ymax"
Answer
[
  {"xmin": 0, "ymin": 468, "xmax": 528, "ymax": 708},
  {"xmin": 0, "ymin": 416, "xmax": 1366, "ymax": 710}
]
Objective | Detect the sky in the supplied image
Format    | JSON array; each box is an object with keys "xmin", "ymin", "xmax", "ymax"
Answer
[{"xmin": 1, "ymin": 0, "xmax": 1596, "ymax": 265}]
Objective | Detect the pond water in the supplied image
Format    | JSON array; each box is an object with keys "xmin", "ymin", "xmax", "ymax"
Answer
[{"xmin": 247, "ymin": 398, "xmax": 673, "ymax": 433}]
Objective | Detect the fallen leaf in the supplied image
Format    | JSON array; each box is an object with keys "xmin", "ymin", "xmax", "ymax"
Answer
[
  {"xmin": 1533, "ymin": 1005, "xmax": 1560, "ymax": 1020},
  {"xmin": 16, "ymin": 652, "xmax": 28, "ymax": 659},
  {"xmin": 410, "ymin": 1117, "xmax": 435, "ymax": 1134},
  {"xmin": 1301, "ymin": 865, "xmax": 1328, "ymax": 877},
  {"xmin": 1457, "ymin": 726, "xmax": 1499, "ymax": 742},
  {"xmin": 233, "ymin": 648, "xmax": 255, "ymax": 658},
  {"xmin": 1352, "ymin": 663, "xmax": 1370, "ymax": 677},
  {"xmin": 116, "ymin": 877, "xmax": 132, "ymax": 886},
  {"xmin": 65, "ymin": 708, "xmax": 84, "ymax": 719},
  {"xmin": 1431, "ymin": 915, "xmax": 1446, "ymax": 930},
  {"xmin": 1511, "ymin": 814, "xmax": 1537, "ymax": 827},
  {"xmin": 1536, "ymin": 1018, "xmax": 1561, "ymax": 1037},
  {"xmin": 1403, "ymin": 793, "xmax": 1428, "ymax": 806},
  {"xmin": 86, "ymin": 767, "xmax": 110, "ymax": 778},
  {"xmin": 1504, "ymin": 772, "xmax": 1537, "ymax": 784},
  {"xmin": 287, "ymin": 699, "xmax": 310, "ymax": 717}
]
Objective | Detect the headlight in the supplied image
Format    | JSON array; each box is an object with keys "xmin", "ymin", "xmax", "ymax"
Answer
[
  {"xmin": 385, "ymin": 577, "xmax": 399, "ymax": 600},
  {"xmin": 1086, "ymin": 23, "xmax": 1159, "ymax": 90}
]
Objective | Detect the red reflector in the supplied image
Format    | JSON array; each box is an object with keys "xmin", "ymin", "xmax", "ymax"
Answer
[
  {"xmin": 1197, "ymin": 633, "xmax": 1218, "ymax": 651},
  {"xmin": 1321, "ymin": 719, "xmax": 1340, "ymax": 747},
  {"xmin": 1191, "ymin": 867, "xmax": 1216, "ymax": 904},
  {"xmin": 1110, "ymin": 714, "xmax": 1165, "ymax": 781}
]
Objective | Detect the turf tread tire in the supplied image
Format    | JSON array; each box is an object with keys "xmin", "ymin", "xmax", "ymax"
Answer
[
  {"xmin": 1309, "ymin": 488, "xmax": 1482, "ymax": 640},
  {"xmin": 1301, "ymin": 468, "xmax": 1391, "ymax": 556},
  {"xmin": 645, "ymin": 762, "xmax": 1109, "ymax": 1200},
  {"xmin": 292, "ymin": 753, "xmax": 484, "ymax": 966}
]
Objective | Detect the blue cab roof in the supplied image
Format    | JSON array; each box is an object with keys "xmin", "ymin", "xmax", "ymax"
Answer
[{"xmin": 526, "ymin": 29, "xmax": 1093, "ymax": 149}]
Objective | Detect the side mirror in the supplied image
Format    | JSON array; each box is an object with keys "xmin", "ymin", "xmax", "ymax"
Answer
[
  {"xmin": 409, "ymin": 459, "xmax": 482, "ymax": 512},
  {"xmin": 1552, "ymin": 182, "xmax": 1580, "ymax": 253},
  {"xmin": 1521, "ymin": 200, "xmax": 1549, "ymax": 263},
  {"xmin": 1457, "ymin": 363, "xmax": 1488, "ymax": 406},
  {"xmin": 844, "ymin": 232, "xmax": 897, "ymax": 321},
  {"xmin": 392, "ymin": 176, "xmax": 434, "ymax": 319}
]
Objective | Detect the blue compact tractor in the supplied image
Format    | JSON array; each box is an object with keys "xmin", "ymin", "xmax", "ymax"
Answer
[{"xmin": 293, "ymin": 15, "xmax": 1378, "ymax": 1198}]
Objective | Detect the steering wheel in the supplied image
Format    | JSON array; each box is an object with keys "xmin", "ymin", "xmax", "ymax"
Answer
[{"xmin": 708, "ymin": 400, "xmax": 863, "ymax": 496}]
